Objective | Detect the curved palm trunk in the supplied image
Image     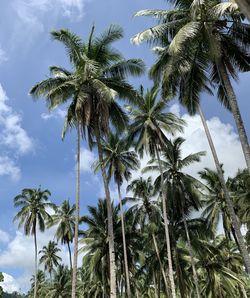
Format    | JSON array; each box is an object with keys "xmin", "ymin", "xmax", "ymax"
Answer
[
  {"xmin": 217, "ymin": 61, "xmax": 250, "ymax": 174},
  {"xmin": 71, "ymin": 123, "xmax": 81, "ymax": 298},
  {"xmin": 95, "ymin": 125, "xmax": 117, "ymax": 298},
  {"xmin": 117, "ymin": 184, "xmax": 131, "ymax": 298},
  {"xmin": 181, "ymin": 210, "xmax": 201, "ymax": 298},
  {"xmin": 156, "ymin": 147, "xmax": 176, "ymax": 298},
  {"xmin": 198, "ymin": 104, "xmax": 250, "ymax": 275},
  {"xmin": 33, "ymin": 225, "xmax": 38, "ymax": 298},
  {"xmin": 67, "ymin": 240, "xmax": 73, "ymax": 271}
]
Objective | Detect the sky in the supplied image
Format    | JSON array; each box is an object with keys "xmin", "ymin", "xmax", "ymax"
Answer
[{"xmin": 0, "ymin": 0, "xmax": 249, "ymax": 293}]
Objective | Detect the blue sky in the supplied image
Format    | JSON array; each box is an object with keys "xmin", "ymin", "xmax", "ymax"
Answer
[{"xmin": 0, "ymin": 0, "xmax": 249, "ymax": 293}]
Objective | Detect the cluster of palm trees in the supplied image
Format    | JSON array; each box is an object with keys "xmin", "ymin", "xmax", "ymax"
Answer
[{"xmin": 12, "ymin": 0, "xmax": 250, "ymax": 297}]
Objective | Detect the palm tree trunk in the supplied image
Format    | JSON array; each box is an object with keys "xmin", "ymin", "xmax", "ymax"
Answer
[
  {"xmin": 235, "ymin": 0, "xmax": 250, "ymax": 20},
  {"xmin": 152, "ymin": 232, "xmax": 170, "ymax": 294},
  {"xmin": 153, "ymin": 271, "xmax": 158, "ymax": 298},
  {"xmin": 181, "ymin": 209, "xmax": 201, "ymax": 298},
  {"xmin": 33, "ymin": 225, "xmax": 38, "ymax": 298},
  {"xmin": 217, "ymin": 61, "xmax": 250, "ymax": 174},
  {"xmin": 95, "ymin": 125, "xmax": 117, "ymax": 298},
  {"xmin": 156, "ymin": 147, "xmax": 176, "ymax": 298},
  {"xmin": 198, "ymin": 104, "xmax": 250, "ymax": 275},
  {"xmin": 117, "ymin": 184, "xmax": 131, "ymax": 298},
  {"xmin": 71, "ymin": 123, "xmax": 81, "ymax": 298},
  {"xmin": 67, "ymin": 240, "xmax": 73, "ymax": 271}
]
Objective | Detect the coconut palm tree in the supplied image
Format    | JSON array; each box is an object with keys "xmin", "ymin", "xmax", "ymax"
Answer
[
  {"xmin": 132, "ymin": 3, "xmax": 250, "ymax": 274},
  {"xmin": 80, "ymin": 198, "xmax": 142, "ymax": 297},
  {"xmin": 132, "ymin": 0, "xmax": 250, "ymax": 174},
  {"xmin": 126, "ymin": 177, "xmax": 171, "ymax": 296},
  {"xmin": 199, "ymin": 167, "xmax": 233, "ymax": 240},
  {"xmin": 39, "ymin": 241, "xmax": 62, "ymax": 280},
  {"xmin": 48, "ymin": 200, "xmax": 75, "ymax": 270},
  {"xmin": 195, "ymin": 236, "xmax": 246, "ymax": 297},
  {"xmin": 29, "ymin": 270, "xmax": 48, "ymax": 298},
  {"xmin": 95, "ymin": 132, "xmax": 140, "ymax": 297},
  {"xmin": 127, "ymin": 86, "xmax": 184, "ymax": 298},
  {"xmin": 143, "ymin": 137, "xmax": 205, "ymax": 298},
  {"xmin": 14, "ymin": 187, "xmax": 55, "ymax": 298},
  {"xmin": 46, "ymin": 265, "xmax": 72, "ymax": 298},
  {"xmin": 30, "ymin": 25, "xmax": 145, "ymax": 298}
]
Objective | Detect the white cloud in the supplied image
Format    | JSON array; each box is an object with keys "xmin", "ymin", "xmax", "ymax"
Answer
[
  {"xmin": 0, "ymin": 47, "xmax": 8, "ymax": 64},
  {"xmin": 41, "ymin": 108, "xmax": 67, "ymax": 121},
  {"xmin": 177, "ymin": 109, "xmax": 245, "ymax": 179},
  {"xmin": 0, "ymin": 226, "xmax": 72, "ymax": 292},
  {"xmin": 1, "ymin": 273, "xmax": 20, "ymax": 293},
  {"xmin": 79, "ymin": 147, "xmax": 96, "ymax": 173},
  {"xmin": 129, "ymin": 104, "xmax": 245, "ymax": 185},
  {"xmin": 14, "ymin": 0, "xmax": 89, "ymax": 27},
  {"xmin": 0, "ymin": 230, "xmax": 10, "ymax": 244},
  {"xmin": 0, "ymin": 84, "xmax": 33, "ymax": 180},
  {"xmin": 0, "ymin": 85, "xmax": 33, "ymax": 155}
]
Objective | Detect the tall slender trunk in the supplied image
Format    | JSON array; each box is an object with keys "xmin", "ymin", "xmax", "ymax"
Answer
[
  {"xmin": 156, "ymin": 147, "xmax": 176, "ymax": 298},
  {"xmin": 153, "ymin": 271, "xmax": 158, "ymax": 298},
  {"xmin": 33, "ymin": 224, "xmax": 38, "ymax": 298},
  {"xmin": 198, "ymin": 104, "xmax": 250, "ymax": 274},
  {"xmin": 67, "ymin": 240, "xmax": 73, "ymax": 271},
  {"xmin": 217, "ymin": 61, "xmax": 250, "ymax": 174},
  {"xmin": 117, "ymin": 184, "xmax": 131, "ymax": 298},
  {"xmin": 95, "ymin": 125, "xmax": 117, "ymax": 298},
  {"xmin": 179, "ymin": 182, "xmax": 201, "ymax": 298},
  {"xmin": 181, "ymin": 209, "xmax": 201, "ymax": 298},
  {"xmin": 71, "ymin": 123, "xmax": 81, "ymax": 298},
  {"xmin": 152, "ymin": 233, "xmax": 169, "ymax": 293}
]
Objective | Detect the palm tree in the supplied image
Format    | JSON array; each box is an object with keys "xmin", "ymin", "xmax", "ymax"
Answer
[
  {"xmin": 132, "ymin": 0, "xmax": 250, "ymax": 174},
  {"xmin": 143, "ymin": 137, "xmax": 205, "ymax": 298},
  {"xmin": 80, "ymin": 198, "xmax": 142, "ymax": 297},
  {"xmin": 39, "ymin": 241, "xmax": 62, "ymax": 280},
  {"xmin": 48, "ymin": 200, "xmax": 75, "ymax": 270},
  {"xmin": 14, "ymin": 187, "xmax": 55, "ymax": 298},
  {"xmin": 29, "ymin": 270, "xmax": 47, "ymax": 298},
  {"xmin": 126, "ymin": 177, "xmax": 170, "ymax": 296},
  {"xmin": 195, "ymin": 236, "xmax": 246, "ymax": 297},
  {"xmin": 132, "ymin": 2, "xmax": 250, "ymax": 274},
  {"xmin": 199, "ymin": 167, "xmax": 233, "ymax": 240},
  {"xmin": 46, "ymin": 265, "xmax": 72, "ymax": 298},
  {"xmin": 30, "ymin": 25, "xmax": 145, "ymax": 298},
  {"xmin": 127, "ymin": 86, "xmax": 184, "ymax": 298},
  {"xmin": 96, "ymin": 132, "xmax": 140, "ymax": 298}
]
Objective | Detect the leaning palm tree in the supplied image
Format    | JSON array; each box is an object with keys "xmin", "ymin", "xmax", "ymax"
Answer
[
  {"xmin": 39, "ymin": 241, "xmax": 62, "ymax": 280},
  {"xmin": 30, "ymin": 24, "xmax": 145, "ymax": 298},
  {"xmin": 96, "ymin": 132, "xmax": 140, "ymax": 297},
  {"xmin": 127, "ymin": 86, "xmax": 184, "ymax": 298},
  {"xmin": 131, "ymin": 3, "xmax": 250, "ymax": 274},
  {"xmin": 48, "ymin": 200, "xmax": 75, "ymax": 270},
  {"xmin": 14, "ymin": 187, "xmax": 55, "ymax": 298},
  {"xmin": 143, "ymin": 137, "xmax": 205, "ymax": 298}
]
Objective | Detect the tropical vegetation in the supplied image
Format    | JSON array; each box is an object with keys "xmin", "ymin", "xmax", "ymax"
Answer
[{"xmin": 4, "ymin": 0, "xmax": 250, "ymax": 297}]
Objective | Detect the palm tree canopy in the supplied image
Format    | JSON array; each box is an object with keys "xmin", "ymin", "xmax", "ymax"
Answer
[
  {"xmin": 30, "ymin": 25, "xmax": 145, "ymax": 141},
  {"xmin": 39, "ymin": 241, "xmax": 62, "ymax": 274},
  {"xmin": 48, "ymin": 199, "xmax": 75, "ymax": 245},
  {"xmin": 14, "ymin": 187, "xmax": 56, "ymax": 234},
  {"xmin": 132, "ymin": 0, "xmax": 250, "ymax": 115},
  {"xmin": 94, "ymin": 132, "xmax": 140, "ymax": 186},
  {"xmin": 127, "ymin": 86, "xmax": 185, "ymax": 157}
]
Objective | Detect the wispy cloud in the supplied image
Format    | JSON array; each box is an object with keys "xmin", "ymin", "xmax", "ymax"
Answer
[
  {"xmin": 0, "ymin": 46, "xmax": 8, "ymax": 64},
  {"xmin": 0, "ymin": 84, "xmax": 34, "ymax": 180}
]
